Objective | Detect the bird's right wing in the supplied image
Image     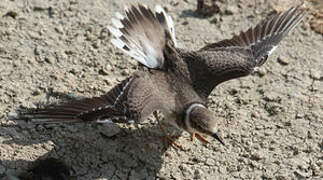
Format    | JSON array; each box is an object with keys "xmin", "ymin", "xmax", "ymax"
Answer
[
  {"xmin": 21, "ymin": 76, "xmax": 136, "ymax": 124},
  {"xmin": 21, "ymin": 72, "xmax": 164, "ymax": 124},
  {"xmin": 108, "ymin": 4, "xmax": 177, "ymax": 69}
]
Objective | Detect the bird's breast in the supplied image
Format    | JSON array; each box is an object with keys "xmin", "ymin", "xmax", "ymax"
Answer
[{"xmin": 161, "ymin": 110, "xmax": 181, "ymax": 129}]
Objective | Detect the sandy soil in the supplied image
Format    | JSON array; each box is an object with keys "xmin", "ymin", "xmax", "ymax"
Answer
[{"xmin": 0, "ymin": 0, "xmax": 322, "ymax": 179}]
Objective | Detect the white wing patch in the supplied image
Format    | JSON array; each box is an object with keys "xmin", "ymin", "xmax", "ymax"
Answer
[
  {"xmin": 111, "ymin": 18, "xmax": 124, "ymax": 28},
  {"xmin": 108, "ymin": 4, "xmax": 177, "ymax": 69},
  {"xmin": 268, "ymin": 46, "xmax": 278, "ymax": 55},
  {"xmin": 96, "ymin": 118, "xmax": 113, "ymax": 123},
  {"xmin": 110, "ymin": 38, "xmax": 149, "ymax": 67},
  {"xmin": 155, "ymin": 5, "xmax": 177, "ymax": 47},
  {"xmin": 108, "ymin": 26, "xmax": 122, "ymax": 37}
]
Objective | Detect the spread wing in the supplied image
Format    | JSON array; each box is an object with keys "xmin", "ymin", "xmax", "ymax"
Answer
[
  {"xmin": 21, "ymin": 72, "xmax": 164, "ymax": 124},
  {"xmin": 21, "ymin": 76, "xmax": 135, "ymax": 124},
  {"xmin": 191, "ymin": 3, "xmax": 306, "ymax": 98},
  {"xmin": 108, "ymin": 4, "xmax": 177, "ymax": 69},
  {"xmin": 200, "ymin": 3, "xmax": 306, "ymax": 66}
]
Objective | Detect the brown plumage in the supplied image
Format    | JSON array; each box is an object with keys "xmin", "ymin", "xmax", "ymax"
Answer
[
  {"xmin": 22, "ymin": 3, "xmax": 306, "ymax": 147},
  {"xmin": 189, "ymin": 4, "xmax": 306, "ymax": 98}
]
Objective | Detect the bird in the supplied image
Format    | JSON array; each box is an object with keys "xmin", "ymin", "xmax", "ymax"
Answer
[{"xmin": 21, "ymin": 3, "xmax": 306, "ymax": 149}]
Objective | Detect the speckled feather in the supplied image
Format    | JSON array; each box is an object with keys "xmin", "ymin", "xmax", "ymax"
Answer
[
  {"xmin": 22, "ymin": 3, "xmax": 306, "ymax": 143},
  {"xmin": 23, "ymin": 69, "xmax": 204, "ymax": 125},
  {"xmin": 185, "ymin": 4, "xmax": 306, "ymax": 99}
]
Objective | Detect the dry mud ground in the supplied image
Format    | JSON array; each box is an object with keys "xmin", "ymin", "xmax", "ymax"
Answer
[{"xmin": 0, "ymin": 0, "xmax": 322, "ymax": 179}]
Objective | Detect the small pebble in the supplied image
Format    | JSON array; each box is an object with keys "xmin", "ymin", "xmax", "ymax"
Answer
[
  {"xmin": 225, "ymin": 5, "xmax": 239, "ymax": 15},
  {"xmin": 182, "ymin": 21, "xmax": 189, "ymax": 25},
  {"xmin": 194, "ymin": 169, "xmax": 203, "ymax": 179},
  {"xmin": 121, "ymin": 69, "xmax": 130, "ymax": 76},
  {"xmin": 4, "ymin": 11, "xmax": 18, "ymax": 19},
  {"xmin": 98, "ymin": 68, "xmax": 109, "ymax": 76},
  {"xmin": 277, "ymin": 56, "xmax": 289, "ymax": 65},
  {"xmin": 263, "ymin": 91, "xmax": 281, "ymax": 102},
  {"xmin": 54, "ymin": 26, "xmax": 64, "ymax": 34},
  {"xmin": 257, "ymin": 68, "xmax": 266, "ymax": 76},
  {"xmin": 45, "ymin": 56, "xmax": 55, "ymax": 64},
  {"xmin": 310, "ymin": 69, "xmax": 321, "ymax": 80},
  {"xmin": 34, "ymin": 46, "xmax": 41, "ymax": 56}
]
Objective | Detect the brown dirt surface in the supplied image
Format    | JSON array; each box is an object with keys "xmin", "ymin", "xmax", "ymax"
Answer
[
  {"xmin": 309, "ymin": 0, "xmax": 323, "ymax": 34},
  {"xmin": 1, "ymin": 0, "xmax": 322, "ymax": 179}
]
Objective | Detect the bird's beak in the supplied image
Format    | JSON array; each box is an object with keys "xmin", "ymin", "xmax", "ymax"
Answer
[{"xmin": 212, "ymin": 132, "xmax": 225, "ymax": 145}]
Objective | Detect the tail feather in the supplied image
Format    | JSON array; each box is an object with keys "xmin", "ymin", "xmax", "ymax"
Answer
[
  {"xmin": 108, "ymin": 4, "xmax": 177, "ymax": 69},
  {"xmin": 200, "ymin": 3, "xmax": 307, "ymax": 66}
]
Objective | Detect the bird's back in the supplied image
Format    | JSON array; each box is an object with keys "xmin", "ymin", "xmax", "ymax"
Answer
[{"xmin": 148, "ymin": 70, "xmax": 204, "ymax": 115}]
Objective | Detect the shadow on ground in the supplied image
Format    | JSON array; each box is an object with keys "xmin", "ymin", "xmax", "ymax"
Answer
[
  {"xmin": 2, "ymin": 123, "xmax": 175, "ymax": 179},
  {"xmin": 1, "ymin": 93, "xmax": 182, "ymax": 179}
]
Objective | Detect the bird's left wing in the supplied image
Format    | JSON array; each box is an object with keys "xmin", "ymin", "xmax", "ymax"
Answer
[
  {"xmin": 200, "ymin": 3, "xmax": 306, "ymax": 67},
  {"xmin": 189, "ymin": 3, "xmax": 306, "ymax": 98}
]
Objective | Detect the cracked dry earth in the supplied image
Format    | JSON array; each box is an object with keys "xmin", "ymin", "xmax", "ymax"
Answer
[{"xmin": 0, "ymin": 0, "xmax": 322, "ymax": 179}]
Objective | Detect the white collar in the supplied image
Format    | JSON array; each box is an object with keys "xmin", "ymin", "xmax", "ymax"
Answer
[{"xmin": 184, "ymin": 103, "xmax": 205, "ymax": 132}]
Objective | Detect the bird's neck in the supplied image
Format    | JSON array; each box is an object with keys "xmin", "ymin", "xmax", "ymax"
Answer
[{"xmin": 184, "ymin": 103, "xmax": 205, "ymax": 132}]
